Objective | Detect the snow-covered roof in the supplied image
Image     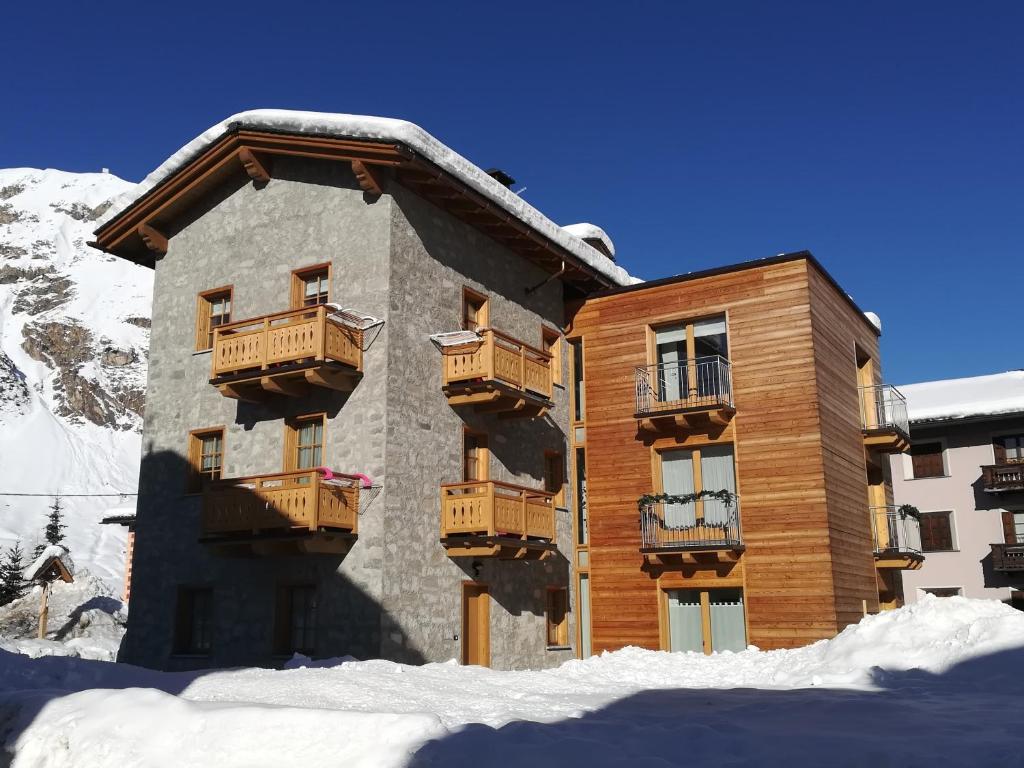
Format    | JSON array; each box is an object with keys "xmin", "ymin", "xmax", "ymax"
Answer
[
  {"xmin": 100, "ymin": 110, "xmax": 640, "ymax": 288},
  {"xmin": 23, "ymin": 545, "xmax": 75, "ymax": 582},
  {"xmin": 901, "ymin": 370, "xmax": 1024, "ymax": 424},
  {"xmin": 560, "ymin": 223, "xmax": 616, "ymax": 259}
]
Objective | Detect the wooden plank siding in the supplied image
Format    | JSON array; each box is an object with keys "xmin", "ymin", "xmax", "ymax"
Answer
[{"xmin": 572, "ymin": 257, "xmax": 881, "ymax": 651}]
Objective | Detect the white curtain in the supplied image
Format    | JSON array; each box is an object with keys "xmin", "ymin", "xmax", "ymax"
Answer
[
  {"xmin": 700, "ymin": 445, "xmax": 736, "ymax": 526},
  {"xmin": 667, "ymin": 590, "xmax": 703, "ymax": 653},
  {"xmin": 656, "ymin": 325, "xmax": 686, "ymax": 402},
  {"xmin": 709, "ymin": 590, "xmax": 746, "ymax": 652},
  {"xmin": 693, "ymin": 317, "xmax": 726, "ymax": 338},
  {"xmin": 662, "ymin": 450, "xmax": 696, "ymax": 527}
]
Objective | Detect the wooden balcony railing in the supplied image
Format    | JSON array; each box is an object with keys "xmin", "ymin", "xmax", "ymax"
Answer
[
  {"xmin": 202, "ymin": 469, "xmax": 359, "ymax": 539},
  {"xmin": 871, "ymin": 506, "xmax": 924, "ymax": 569},
  {"xmin": 440, "ymin": 480, "xmax": 556, "ymax": 558},
  {"xmin": 210, "ymin": 306, "xmax": 362, "ymax": 400},
  {"xmin": 991, "ymin": 542, "xmax": 1024, "ymax": 572},
  {"xmin": 440, "ymin": 329, "xmax": 553, "ymax": 417},
  {"xmin": 860, "ymin": 384, "xmax": 911, "ymax": 453},
  {"xmin": 981, "ymin": 462, "xmax": 1024, "ymax": 493}
]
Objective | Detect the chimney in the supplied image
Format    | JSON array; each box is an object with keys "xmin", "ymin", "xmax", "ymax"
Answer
[{"xmin": 485, "ymin": 168, "xmax": 516, "ymax": 189}]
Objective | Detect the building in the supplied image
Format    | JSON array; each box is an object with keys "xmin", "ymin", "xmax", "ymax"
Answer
[
  {"xmin": 891, "ymin": 371, "xmax": 1024, "ymax": 606},
  {"xmin": 93, "ymin": 110, "xmax": 915, "ymax": 670},
  {"xmin": 568, "ymin": 255, "xmax": 918, "ymax": 653}
]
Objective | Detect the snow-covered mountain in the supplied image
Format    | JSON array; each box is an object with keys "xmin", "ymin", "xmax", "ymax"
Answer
[{"xmin": 0, "ymin": 168, "xmax": 152, "ymax": 590}]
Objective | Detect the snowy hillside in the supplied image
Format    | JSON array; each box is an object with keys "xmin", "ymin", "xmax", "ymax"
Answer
[{"xmin": 0, "ymin": 168, "xmax": 151, "ymax": 589}]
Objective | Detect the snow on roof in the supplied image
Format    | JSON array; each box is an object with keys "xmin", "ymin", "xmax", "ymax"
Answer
[
  {"xmin": 23, "ymin": 545, "xmax": 75, "ymax": 582},
  {"xmin": 100, "ymin": 110, "xmax": 640, "ymax": 288},
  {"xmin": 560, "ymin": 223, "xmax": 616, "ymax": 259},
  {"xmin": 901, "ymin": 370, "xmax": 1024, "ymax": 424}
]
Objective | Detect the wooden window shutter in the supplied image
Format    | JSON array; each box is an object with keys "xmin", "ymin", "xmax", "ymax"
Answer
[
  {"xmin": 910, "ymin": 443, "xmax": 944, "ymax": 478},
  {"xmin": 920, "ymin": 513, "xmax": 953, "ymax": 552},
  {"xmin": 994, "ymin": 437, "xmax": 1007, "ymax": 464},
  {"xmin": 1003, "ymin": 511, "xmax": 1017, "ymax": 545}
]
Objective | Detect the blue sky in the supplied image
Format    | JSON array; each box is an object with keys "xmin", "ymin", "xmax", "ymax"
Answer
[{"xmin": 3, "ymin": 1, "xmax": 1020, "ymax": 384}]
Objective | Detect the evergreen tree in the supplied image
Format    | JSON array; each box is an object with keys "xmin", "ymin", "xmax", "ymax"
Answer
[
  {"xmin": 0, "ymin": 541, "xmax": 27, "ymax": 606},
  {"xmin": 43, "ymin": 496, "xmax": 66, "ymax": 548}
]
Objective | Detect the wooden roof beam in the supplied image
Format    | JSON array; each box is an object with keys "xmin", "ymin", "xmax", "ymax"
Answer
[
  {"xmin": 137, "ymin": 223, "xmax": 167, "ymax": 255},
  {"xmin": 351, "ymin": 159, "xmax": 387, "ymax": 195},
  {"xmin": 238, "ymin": 148, "xmax": 271, "ymax": 183}
]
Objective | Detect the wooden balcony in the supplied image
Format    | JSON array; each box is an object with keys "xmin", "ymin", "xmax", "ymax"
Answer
[
  {"xmin": 439, "ymin": 329, "xmax": 553, "ymax": 418},
  {"xmin": 210, "ymin": 306, "xmax": 362, "ymax": 402},
  {"xmin": 639, "ymin": 500, "xmax": 743, "ymax": 566},
  {"xmin": 635, "ymin": 357, "xmax": 735, "ymax": 432},
  {"xmin": 201, "ymin": 469, "xmax": 359, "ymax": 555},
  {"xmin": 871, "ymin": 506, "xmax": 924, "ymax": 570},
  {"xmin": 981, "ymin": 463, "xmax": 1024, "ymax": 493},
  {"xmin": 860, "ymin": 384, "xmax": 911, "ymax": 453},
  {"xmin": 990, "ymin": 542, "xmax": 1024, "ymax": 572},
  {"xmin": 440, "ymin": 480, "xmax": 557, "ymax": 559}
]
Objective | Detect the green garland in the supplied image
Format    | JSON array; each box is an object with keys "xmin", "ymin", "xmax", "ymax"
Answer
[
  {"xmin": 897, "ymin": 503, "xmax": 921, "ymax": 521},
  {"xmin": 637, "ymin": 489, "xmax": 735, "ymax": 512}
]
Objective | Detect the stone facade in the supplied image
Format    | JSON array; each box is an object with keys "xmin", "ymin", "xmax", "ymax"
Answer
[{"xmin": 120, "ymin": 157, "xmax": 575, "ymax": 671}]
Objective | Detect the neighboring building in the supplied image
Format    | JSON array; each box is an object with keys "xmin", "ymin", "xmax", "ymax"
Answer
[
  {"xmin": 93, "ymin": 110, "xmax": 914, "ymax": 670},
  {"xmin": 568, "ymin": 255, "xmax": 917, "ymax": 653},
  {"xmin": 891, "ymin": 371, "xmax": 1024, "ymax": 607}
]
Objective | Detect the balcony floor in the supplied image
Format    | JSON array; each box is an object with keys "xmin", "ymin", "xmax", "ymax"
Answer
[
  {"xmin": 440, "ymin": 534, "xmax": 557, "ymax": 560},
  {"xmin": 863, "ymin": 428, "xmax": 910, "ymax": 454},
  {"xmin": 641, "ymin": 543, "xmax": 744, "ymax": 567},
  {"xmin": 636, "ymin": 403, "xmax": 735, "ymax": 433},
  {"xmin": 874, "ymin": 550, "xmax": 924, "ymax": 570},
  {"xmin": 442, "ymin": 379, "xmax": 553, "ymax": 419},
  {"xmin": 211, "ymin": 360, "xmax": 361, "ymax": 402},
  {"xmin": 201, "ymin": 529, "xmax": 357, "ymax": 557}
]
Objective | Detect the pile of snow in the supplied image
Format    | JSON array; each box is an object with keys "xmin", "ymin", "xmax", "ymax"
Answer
[
  {"xmin": 1, "ymin": 596, "xmax": 1022, "ymax": 766},
  {"xmin": 901, "ymin": 369, "xmax": 1024, "ymax": 424},
  {"xmin": 0, "ymin": 168, "xmax": 151, "ymax": 590},
  {"xmin": 0, "ymin": 571, "xmax": 125, "ymax": 662},
  {"xmin": 560, "ymin": 222, "xmax": 615, "ymax": 259},
  {"xmin": 97, "ymin": 109, "xmax": 640, "ymax": 287}
]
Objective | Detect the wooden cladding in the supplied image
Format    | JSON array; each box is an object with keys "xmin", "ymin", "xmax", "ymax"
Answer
[
  {"xmin": 440, "ymin": 481, "xmax": 556, "ymax": 559},
  {"xmin": 440, "ymin": 328, "xmax": 554, "ymax": 417},
  {"xmin": 201, "ymin": 469, "xmax": 359, "ymax": 537},
  {"xmin": 210, "ymin": 305, "xmax": 362, "ymax": 400}
]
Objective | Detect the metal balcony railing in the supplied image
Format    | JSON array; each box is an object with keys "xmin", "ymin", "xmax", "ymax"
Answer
[
  {"xmin": 639, "ymin": 499, "xmax": 742, "ymax": 550},
  {"xmin": 981, "ymin": 462, "xmax": 1024, "ymax": 493},
  {"xmin": 635, "ymin": 356, "xmax": 733, "ymax": 417},
  {"xmin": 871, "ymin": 506, "xmax": 922, "ymax": 555},
  {"xmin": 859, "ymin": 384, "xmax": 909, "ymax": 436}
]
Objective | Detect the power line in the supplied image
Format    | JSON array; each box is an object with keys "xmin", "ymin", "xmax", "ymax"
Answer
[{"xmin": 0, "ymin": 492, "xmax": 138, "ymax": 497}]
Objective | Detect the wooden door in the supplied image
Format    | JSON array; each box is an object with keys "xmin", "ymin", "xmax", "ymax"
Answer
[{"xmin": 462, "ymin": 583, "xmax": 490, "ymax": 666}]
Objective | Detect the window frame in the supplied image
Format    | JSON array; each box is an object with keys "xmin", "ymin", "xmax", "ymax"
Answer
[
  {"xmin": 908, "ymin": 440, "xmax": 947, "ymax": 479},
  {"xmin": 544, "ymin": 450, "xmax": 566, "ymax": 508},
  {"xmin": 173, "ymin": 586, "xmax": 214, "ymax": 656},
  {"xmin": 652, "ymin": 442, "xmax": 738, "ymax": 522},
  {"xmin": 545, "ymin": 587, "xmax": 569, "ymax": 648},
  {"xmin": 541, "ymin": 325, "xmax": 563, "ymax": 385},
  {"xmin": 186, "ymin": 426, "xmax": 226, "ymax": 494},
  {"xmin": 462, "ymin": 429, "xmax": 489, "ymax": 482},
  {"xmin": 993, "ymin": 432, "xmax": 1024, "ymax": 464},
  {"xmin": 290, "ymin": 263, "xmax": 332, "ymax": 309},
  {"xmin": 283, "ymin": 413, "xmax": 327, "ymax": 472},
  {"xmin": 195, "ymin": 285, "xmax": 233, "ymax": 352},
  {"xmin": 461, "ymin": 287, "xmax": 489, "ymax": 332},
  {"xmin": 919, "ymin": 510, "xmax": 957, "ymax": 552},
  {"xmin": 274, "ymin": 583, "xmax": 318, "ymax": 656},
  {"xmin": 646, "ymin": 313, "xmax": 730, "ymax": 367}
]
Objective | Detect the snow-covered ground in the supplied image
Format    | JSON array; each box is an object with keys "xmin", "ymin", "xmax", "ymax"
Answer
[{"xmin": 1, "ymin": 596, "xmax": 1022, "ymax": 767}]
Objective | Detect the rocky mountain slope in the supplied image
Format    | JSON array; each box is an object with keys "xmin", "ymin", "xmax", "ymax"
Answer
[{"xmin": 0, "ymin": 168, "xmax": 152, "ymax": 589}]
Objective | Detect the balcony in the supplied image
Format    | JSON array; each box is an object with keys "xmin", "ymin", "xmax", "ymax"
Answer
[
  {"xmin": 635, "ymin": 357, "xmax": 735, "ymax": 432},
  {"xmin": 990, "ymin": 542, "xmax": 1024, "ymax": 572},
  {"xmin": 440, "ymin": 480, "xmax": 557, "ymax": 559},
  {"xmin": 639, "ymin": 499, "xmax": 743, "ymax": 565},
  {"xmin": 210, "ymin": 306, "xmax": 362, "ymax": 401},
  {"xmin": 871, "ymin": 506, "xmax": 924, "ymax": 569},
  {"xmin": 981, "ymin": 463, "xmax": 1024, "ymax": 493},
  {"xmin": 201, "ymin": 469, "xmax": 360, "ymax": 555},
  {"xmin": 438, "ymin": 329, "xmax": 553, "ymax": 418},
  {"xmin": 860, "ymin": 384, "xmax": 910, "ymax": 453}
]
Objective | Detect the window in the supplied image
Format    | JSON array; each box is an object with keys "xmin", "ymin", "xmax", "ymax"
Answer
[
  {"xmin": 659, "ymin": 444, "xmax": 737, "ymax": 526},
  {"xmin": 995, "ymin": 435, "xmax": 1024, "ymax": 464},
  {"xmin": 919, "ymin": 511, "xmax": 956, "ymax": 552},
  {"xmin": 569, "ymin": 339, "xmax": 584, "ymax": 422},
  {"xmin": 463, "ymin": 431, "xmax": 488, "ymax": 482},
  {"xmin": 666, "ymin": 588, "xmax": 746, "ymax": 654},
  {"xmin": 275, "ymin": 584, "xmax": 317, "ymax": 655},
  {"xmin": 546, "ymin": 587, "xmax": 569, "ymax": 648},
  {"xmin": 462, "ymin": 288, "xmax": 488, "ymax": 332},
  {"xmin": 187, "ymin": 428, "xmax": 225, "ymax": 493},
  {"xmin": 195, "ymin": 287, "xmax": 232, "ymax": 351},
  {"xmin": 1002, "ymin": 511, "xmax": 1024, "ymax": 545},
  {"xmin": 651, "ymin": 316, "xmax": 728, "ymax": 405},
  {"xmin": 285, "ymin": 414, "xmax": 326, "ymax": 471},
  {"xmin": 910, "ymin": 442, "xmax": 945, "ymax": 478},
  {"xmin": 574, "ymin": 447, "xmax": 588, "ymax": 545},
  {"xmin": 174, "ymin": 587, "xmax": 213, "ymax": 655},
  {"xmin": 921, "ymin": 587, "xmax": 962, "ymax": 598},
  {"xmin": 544, "ymin": 451, "xmax": 565, "ymax": 507},
  {"xmin": 541, "ymin": 326, "xmax": 562, "ymax": 384},
  {"xmin": 291, "ymin": 264, "xmax": 331, "ymax": 308}
]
